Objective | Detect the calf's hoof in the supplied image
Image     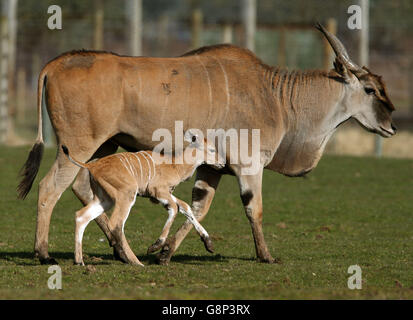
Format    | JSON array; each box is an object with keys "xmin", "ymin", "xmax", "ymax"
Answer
[
  {"xmin": 147, "ymin": 239, "xmax": 164, "ymax": 254},
  {"xmin": 201, "ymin": 236, "xmax": 214, "ymax": 253}
]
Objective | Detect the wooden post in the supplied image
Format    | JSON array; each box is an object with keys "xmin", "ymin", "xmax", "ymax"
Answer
[
  {"xmin": 191, "ymin": 8, "xmax": 203, "ymax": 49},
  {"xmin": 222, "ymin": 23, "xmax": 233, "ymax": 44},
  {"xmin": 358, "ymin": 0, "xmax": 377, "ymax": 157},
  {"xmin": 7, "ymin": 0, "xmax": 17, "ymax": 96},
  {"xmin": 359, "ymin": 0, "xmax": 369, "ymax": 71},
  {"xmin": 277, "ymin": 27, "xmax": 286, "ymax": 67},
  {"xmin": 242, "ymin": 0, "xmax": 256, "ymax": 51},
  {"xmin": 158, "ymin": 14, "xmax": 169, "ymax": 54},
  {"xmin": 0, "ymin": 9, "xmax": 10, "ymax": 143},
  {"xmin": 127, "ymin": 0, "xmax": 142, "ymax": 56},
  {"xmin": 321, "ymin": 19, "xmax": 338, "ymax": 153},
  {"xmin": 409, "ymin": 60, "xmax": 413, "ymax": 119},
  {"xmin": 93, "ymin": 0, "xmax": 104, "ymax": 50},
  {"xmin": 323, "ymin": 18, "xmax": 337, "ymax": 71},
  {"xmin": 16, "ymin": 68, "xmax": 26, "ymax": 123}
]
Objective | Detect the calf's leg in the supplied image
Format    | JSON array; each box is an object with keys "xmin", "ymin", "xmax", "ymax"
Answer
[
  {"xmin": 147, "ymin": 193, "xmax": 179, "ymax": 254},
  {"xmin": 156, "ymin": 166, "xmax": 221, "ymax": 265},
  {"xmin": 147, "ymin": 193, "xmax": 212, "ymax": 254},
  {"xmin": 71, "ymin": 141, "xmax": 124, "ymax": 260},
  {"xmin": 173, "ymin": 197, "xmax": 213, "ymax": 253},
  {"xmin": 107, "ymin": 193, "xmax": 144, "ymax": 266},
  {"xmin": 74, "ymin": 198, "xmax": 111, "ymax": 265}
]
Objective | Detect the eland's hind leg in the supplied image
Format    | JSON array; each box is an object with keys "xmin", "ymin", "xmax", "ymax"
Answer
[{"xmin": 35, "ymin": 150, "xmax": 82, "ymax": 264}]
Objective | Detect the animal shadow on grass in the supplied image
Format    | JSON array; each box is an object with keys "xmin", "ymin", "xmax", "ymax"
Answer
[
  {"xmin": 0, "ymin": 251, "xmax": 254, "ymax": 266},
  {"xmin": 0, "ymin": 251, "xmax": 115, "ymax": 266},
  {"xmin": 143, "ymin": 253, "xmax": 255, "ymax": 266}
]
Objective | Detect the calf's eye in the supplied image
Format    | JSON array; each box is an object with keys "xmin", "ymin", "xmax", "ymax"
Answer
[{"xmin": 364, "ymin": 87, "xmax": 375, "ymax": 95}]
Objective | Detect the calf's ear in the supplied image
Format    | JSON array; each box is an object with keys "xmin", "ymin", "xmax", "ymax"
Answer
[{"xmin": 184, "ymin": 129, "xmax": 199, "ymax": 143}]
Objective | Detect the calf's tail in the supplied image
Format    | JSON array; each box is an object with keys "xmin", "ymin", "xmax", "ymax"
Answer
[{"xmin": 61, "ymin": 145, "xmax": 87, "ymax": 169}]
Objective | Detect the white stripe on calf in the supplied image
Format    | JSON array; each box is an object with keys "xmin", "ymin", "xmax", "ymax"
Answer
[
  {"xmin": 141, "ymin": 151, "xmax": 156, "ymax": 179},
  {"xmin": 117, "ymin": 154, "xmax": 133, "ymax": 177},
  {"xmin": 131, "ymin": 152, "xmax": 143, "ymax": 184},
  {"xmin": 139, "ymin": 151, "xmax": 152, "ymax": 181},
  {"xmin": 121, "ymin": 154, "xmax": 136, "ymax": 178}
]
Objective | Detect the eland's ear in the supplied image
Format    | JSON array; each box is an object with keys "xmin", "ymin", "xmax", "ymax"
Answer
[{"xmin": 329, "ymin": 58, "xmax": 351, "ymax": 82}]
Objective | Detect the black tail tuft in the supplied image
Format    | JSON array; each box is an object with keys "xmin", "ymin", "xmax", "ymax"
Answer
[
  {"xmin": 17, "ymin": 142, "xmax": 44, "ymax": 200},
  {"xmin": 61, "ymin": 145, "xmax": 69, "ymax": 156}
]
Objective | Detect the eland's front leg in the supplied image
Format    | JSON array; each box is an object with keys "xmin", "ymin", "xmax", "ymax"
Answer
[{"xmin": 237, "ymin": 166, "xmax": 277, "ymax": 263}]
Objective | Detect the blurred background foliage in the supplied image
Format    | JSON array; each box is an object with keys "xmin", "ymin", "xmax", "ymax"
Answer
[{"xmin": 0, "ymin": 0, "xmax": 412, "ymax": 157}]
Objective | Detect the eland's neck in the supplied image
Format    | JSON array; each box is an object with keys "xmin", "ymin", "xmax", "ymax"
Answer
[{"xmin": 267, "ymin": 68, "xmax": 349, "ymax": 176}]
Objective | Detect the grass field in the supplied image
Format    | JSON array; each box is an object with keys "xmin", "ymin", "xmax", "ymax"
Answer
[{"xmin": 0, "ymin": 146, "xmax": 412, "ymax": 299}]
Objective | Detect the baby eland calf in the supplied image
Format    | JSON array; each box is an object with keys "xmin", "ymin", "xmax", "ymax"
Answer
[{"xmin": 62, "ymin": 130, "xmax": 224, "ymax": 266}]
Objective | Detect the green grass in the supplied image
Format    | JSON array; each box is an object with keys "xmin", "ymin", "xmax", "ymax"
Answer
[{"xmin": 0, "ymin": 146, "xmax": 412, "ymax": 299}]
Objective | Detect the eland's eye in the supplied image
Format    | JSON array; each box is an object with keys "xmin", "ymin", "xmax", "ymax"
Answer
[
  {"xmin": 191, "ymin": 136, "xmax": 196, "ymax": 143},
  {"xmin": 364, "ymin": 87, "xmax": 375, "ymax": 95}
]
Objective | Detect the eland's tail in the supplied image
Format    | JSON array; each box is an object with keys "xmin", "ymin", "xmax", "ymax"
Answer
[{"xmin": 17, "ymin": 67, "xmax": 48, "ymax": 199}]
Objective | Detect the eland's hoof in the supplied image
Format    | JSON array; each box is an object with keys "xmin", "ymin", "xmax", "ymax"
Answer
[
  {"xmin": 258, "ymin": 256, "xmax": 281, "ymax": 264},
  {"xmin": 113, "ymin": 247, "xmax": 128, "ymax": 263}
]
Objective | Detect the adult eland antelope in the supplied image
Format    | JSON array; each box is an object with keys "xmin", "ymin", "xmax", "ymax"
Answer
[{"xmin": 18, "ymin": 23, "xmax": 396, "ymax": 265}]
